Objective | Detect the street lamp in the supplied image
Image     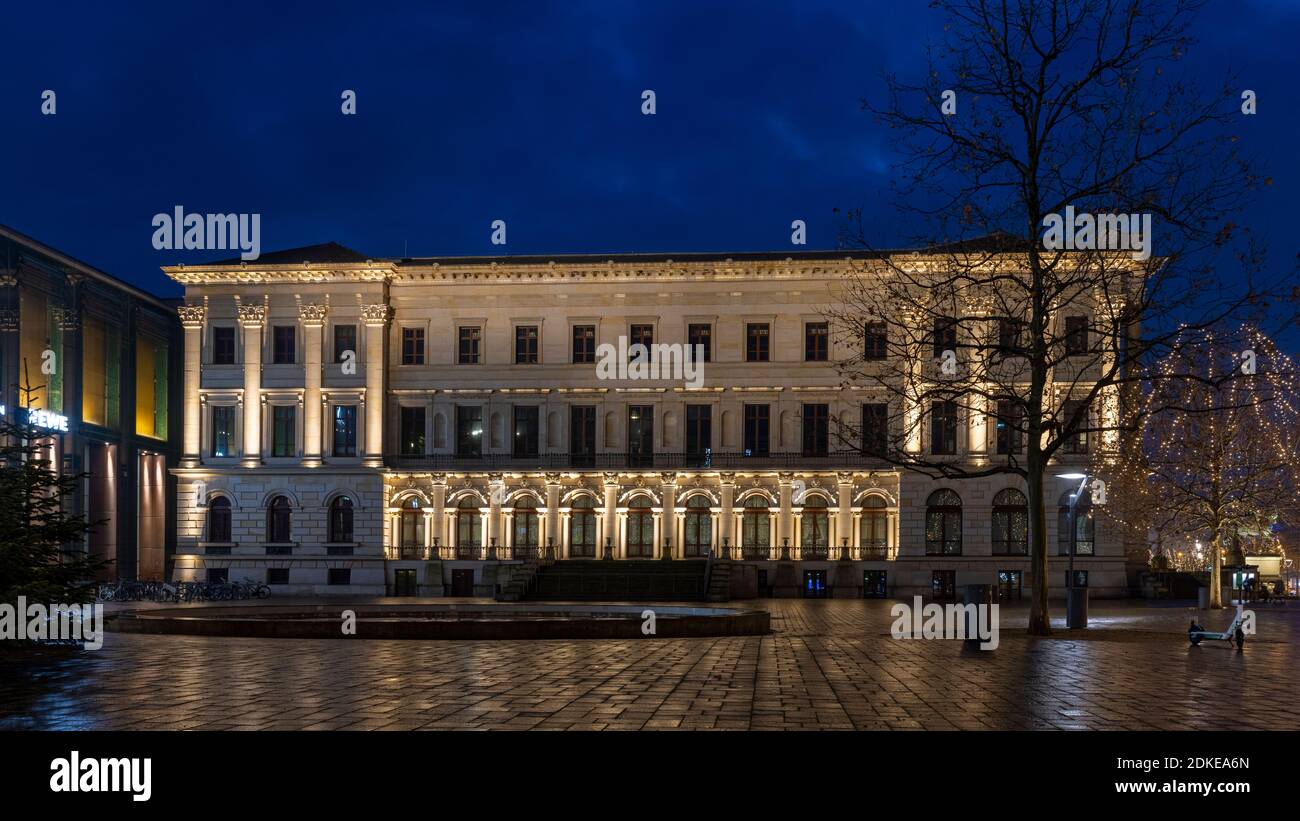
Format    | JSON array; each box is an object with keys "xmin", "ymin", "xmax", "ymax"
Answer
[{"xmin": 1057, "ymin": 473, "xmax": 1090, "ymax": 628}]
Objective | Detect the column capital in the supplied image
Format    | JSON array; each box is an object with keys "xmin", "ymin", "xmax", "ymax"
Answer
[
  {"xmin": 544, "ymin": 472, "xmax": 563, "ymax": 486},
  {"xmin": 178, "ymin": 304, "xmax": 207, "ymax": 329},
  {"xmin": 298, "ymin": 303, "xmax": 328, "ymax": 326},
  {"xmin": 237, "ymin": 303, "xmax": 266, "ymax": 328},
  {"xmin": 778, "ymin": 471, "xmax": 795, "ymax": 485},
  {"xmin": 836, "ymin": 471, "xmax": 854, "ymax": 486},
  {"xmin": 360, "ymin": 303, "xmax": 392, "ymax": 326},
  {"xmin": 429, "ymin": 472, "xmax": 447, "ymax": 487},
  {"xmin": 0, "ymin": 268, "xmax": 18, "ymax": 289},
  {"xmin": 718, "ymin": 471, "xmax": 735, "ymax": 486},
  {"xmin": 602, "ymin": 472, "xmax": 620, "ymax": 487},
  {"xmin": 659, "ymin": 471, "xmax": 679, "ymax": 486}
]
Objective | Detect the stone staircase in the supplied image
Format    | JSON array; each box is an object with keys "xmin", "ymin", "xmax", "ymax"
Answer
[
  {"xmin": 495, "ymin": 558, "xmax": 548, "ymax": 602},
  {"xmin": 527, "ymin": 560, "xmax": 709, "ymax": 601},
  {"xmin": 705, "ymin": 560, "xmax": 732, "ymax": 602}
]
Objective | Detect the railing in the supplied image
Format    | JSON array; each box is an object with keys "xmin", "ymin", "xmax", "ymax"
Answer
[{"xmin": 386, "ymin": 451, "xmax": 889, "ymax": 471}]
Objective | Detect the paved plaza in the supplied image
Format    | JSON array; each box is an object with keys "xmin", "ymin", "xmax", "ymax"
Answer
[{"xmin": 2, "ymin": 599, "xmax": 1297, "ymax": 731}]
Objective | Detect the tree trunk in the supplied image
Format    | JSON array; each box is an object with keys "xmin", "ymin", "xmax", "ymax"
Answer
[
  {"xmin": 1209, "ymin": 530, "xmax": 1224, "ymax": 609},
  {"xmin": 1026, "ymin": 459, "xmax": 1052, "ymax": 635}
]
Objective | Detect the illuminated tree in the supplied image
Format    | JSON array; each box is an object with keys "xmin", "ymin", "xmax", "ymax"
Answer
[{"xmin": 1112, "ymin": 327, "xmax": 1300, "ymax": 607}]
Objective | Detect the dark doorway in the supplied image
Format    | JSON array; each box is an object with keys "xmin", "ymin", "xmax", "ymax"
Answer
[
  {"xmin": 997, "ymin": 570, "xmax": 1023, "ymax": 601},
  {"xmin": 450, "ymin": 569, "xmax": 475, "ymax": 597},
  {"xmin": 863, "ymin": 570, "xmax": 887, "ymax": 598},
  {"xmin": 756, "ymin": 569, "xmax": 770, "ymax": 598},
  {"xmin": 931, "ymin": 570, "xmax": 956, "ymax": 600},
  {"xmin": 394, "ymin": 569, "xmax": 417, "ymax": 597},
  {"xmin": 802, "ymin": 569, "xmax": 827, "ymax": 598}
]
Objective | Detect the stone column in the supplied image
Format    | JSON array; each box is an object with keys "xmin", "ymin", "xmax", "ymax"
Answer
[
  {"xmin": 487, "ymin": 473, "xmax": 504, "ymax": 559},
  {"xmin": 660, "ymin": 472, "xmax": 678, "ymax": 559},
  {"xmin": 430, "ymin": 475, "xmax": 446, "ymax": 558},
  {"xmin": 178, "ymin": 304, "xmax": 206, "ymax": 467},
  {"xmin": 719, "ymin": 473, "xmax": 735, "ymax": 558},
  {"xmin": 238, "ymin": 301, "xmax": 266, "ymax": 467},
  {"xmin": 545, "ymin": 474, "xmax": 562, "ymax": 559},
  {"xmin": 778, "ymin": 472, "xmax": 794, "ymax": 557},
  {"xmin": 361, "ymin": 303, "xmax": 390, "ymax": 467},
  {"xmin": 300, "ymin": 303, "xmax": 326, "ymax": 467},
  {"xmin": 837, "ymin": 472, "xmax": 854, "ymax": 560},
  {"xmin": 602, "ymin": 473, "xmax": 619, "ymax": 556}
]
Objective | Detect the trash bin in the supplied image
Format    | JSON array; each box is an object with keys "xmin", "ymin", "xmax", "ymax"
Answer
[
  {"xmin": 1197, "ymin": 586, "xmax": 1209, "ymax": 609},
  {"xmin": 1066, "ymin": 587, "xmax": 1088, "ymax": 629},
  {"xmin": 961, "ymin": 584, "xmax": 994, "ymax": 649}
]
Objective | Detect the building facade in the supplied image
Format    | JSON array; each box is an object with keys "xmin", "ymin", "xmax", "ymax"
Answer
[
  {"xmin": 0, "ymin": 225, "xmax": 183, "ymax": 582},
  {"xmin": 167, "ymin": 243, "xmax": 1129, "ymax": 598}
]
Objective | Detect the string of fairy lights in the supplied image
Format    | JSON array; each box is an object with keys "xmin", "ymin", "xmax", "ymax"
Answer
[{"xmin": 1103, "ymin": 325, "xmax": 1300, "ymax": 575}]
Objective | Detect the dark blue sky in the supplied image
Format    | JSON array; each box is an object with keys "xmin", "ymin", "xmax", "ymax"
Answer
[{"xmin": 2, "ymin": 0, "xmax": 1297, "ymax": 304}]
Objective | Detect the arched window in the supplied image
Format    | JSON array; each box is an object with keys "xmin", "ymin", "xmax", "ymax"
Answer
[
  {"xmin": 925, "ymin": 489, "xmax": 962, "ymax": 556},
  {"xmin": 742, "ymin": 496, "xmax": 770, "ymax": 559},
  {"xmin": 569, "ymin": 495, "xmax": 597, "ymax": 558},
  {"xmin": 1058, "ymin": 488, "xmax": 1094, "ymax": 556},
  {"xmin": 266, "ymin": 495, "xmax": 292, "ymax": 543},
  {"xmin": 208, "ymin": 496, "xmax": 231, "ymax": 543},
  {"xmin": 626, "ymin": 495, "xmax": 654, "ymax": 558},
  {"xmin": 513, "ymin": 497, "xmax": 539, "ymax": 557},
  {"xmin": 683, "ymin": 495, "xmax": 712, "ymax": 557},
  {"xmin": 859, "ymin": 495, "xmax": 888, "ymax": 558},
  {"xmin": 456, "ymin": 497, "xmax": 481, "ymax": 559},
  {"xmin": 400, "ymin": 497, "xmax": 423, "ymax": 554},
  {"xmin": 991, "ymin": 489, "xmax": 1028, "ymax": 555},
  {"xmin": 329, "ymin": 496, "xmax": 354, "ymax": 543},
  {"xmin": 800, "ymin": 494, "xmax": 830, "ymax": 559}
]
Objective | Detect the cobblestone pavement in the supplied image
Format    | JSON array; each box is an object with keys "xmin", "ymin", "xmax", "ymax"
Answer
[{"xmin": 2, "ymin": 599, "xmax": 1297, "ymax": 730}]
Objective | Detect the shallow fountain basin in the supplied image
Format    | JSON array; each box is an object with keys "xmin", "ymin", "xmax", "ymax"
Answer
[{"xmin": 107, "ymin": 602, "xmax": 770, "ymax": 640}]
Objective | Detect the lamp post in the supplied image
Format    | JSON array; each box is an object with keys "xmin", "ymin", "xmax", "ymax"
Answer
[{"xmin": 1058, "ymin": 473, "xmax": 1090, "ymax": 629}]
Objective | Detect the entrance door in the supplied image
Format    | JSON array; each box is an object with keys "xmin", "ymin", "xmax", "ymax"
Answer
[
  {"xmin": 802, "ymin": 569, "xmax": 828, "ymax": 598},
  {"xmin": 394, "ymin": 569, "xmax": 417, "ymax": 597},
  {"xmin": 997, "ymin": 570, "xmax": 1023, "ymax": 601},
  {"xmin": 931, "ymin": 570, "xmax": 956, "ymax": 600},
  {"xmin": 863, "ymin": 570, "xmax": 887, "ymax": 598},
  {"xmin": 450, "ymin": 569, "xmax": 475, "ymax": 597}
]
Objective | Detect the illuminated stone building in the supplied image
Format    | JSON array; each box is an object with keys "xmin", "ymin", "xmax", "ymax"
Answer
[
  {"xmin": 165, "ymin": 243, "xmax": 1128, "ymax": 598},
  {"xmin": 0, "ymin": 225, "xmax": 183, "ymax": 582}
]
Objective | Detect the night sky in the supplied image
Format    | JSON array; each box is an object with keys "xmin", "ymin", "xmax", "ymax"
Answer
[{"xmin": 2, "ymin": 0, "xmax": 1297, "ymax": 308}]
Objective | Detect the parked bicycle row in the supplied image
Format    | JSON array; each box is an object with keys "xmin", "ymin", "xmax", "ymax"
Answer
[{"xmin": 96, "ymin": 579, "xmax": 272, "ymax": 602}]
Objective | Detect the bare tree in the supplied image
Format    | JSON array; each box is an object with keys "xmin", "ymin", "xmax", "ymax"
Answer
[
  {"xmin": 1113, "ymin": 327, "xmax": 1300, "ymax": 607},
  {"xmin": 828, "ymin": 0, "xmax": 1273, "ymax": 634}
]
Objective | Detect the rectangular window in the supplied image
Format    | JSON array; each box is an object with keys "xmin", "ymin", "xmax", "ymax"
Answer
[
  {"xmin": 861, "ymin": 403, "xmax": 887, "ymax": 456},
  {"xmin": 515, "ymin": 325, "xmax": 539, "ymax": 364},
  {"xmin": 805, "ymin": 322, "xmax": 829, "ymax": 362},
  {"xmin": 1064, "ymin": 315, "xmax": 1089, "ymax": 356},
  {"xmin": 402, "ymin": 327, "xmax": 425, "ymax": 365},
  {"xmin": 333, "ymin": 325, "xmax": 356, "ymax": 363},
  {"xmin": 271, "ymin": 406, "xmax": 296, "ymax": 457},
  {"xmin": 328, "ymin": 568, "xmax": 351, "ymax": 586},
  {"xmin": 82, "ymin": 316, "xmax": 120, "ymax": 428},
  {"xmin": 687, "ymin": 324, "xmax": 712, "ymax": 362},
  {"xmin": 932, "ymin": 317, "xmax": 957, "ymax": 359},
  {"xmin": 333, "ymin": 405, "xmax": 357, "ymax": 457},
  {"xmin": 1062, "ymin": 399, "xmax": 1089, "ymax": 453},
  {"xmin": 628, "ymin": 405, "xmax": 654, "ymax": 467},
  {"xmin": 802, "ymin": 403, "xmax": 829, "ymax": 457},
  {"xmin": 629, "ymin": 323, "xmax": 654, "ymax": 349},
  {"xmin": 930, "ymin": 400, "xmax": 957, "ymax": 455},
  {"xmin": 135, "ymin": 335, "xmax": 168, "ymax": 440},
  {"xmin": 570, "ymin": 406, "xmax": 596, "ymax": 465},
  {"xmin": 267, "ymin": 568, "xmax": 290, "ymax": 586},
  {"xmin": 743, "ymin": 404, "xmax": 770, "ymax": 456},
  {"xmin": 513, "ymin": 406, "xmax": 539, "ymax": 458},
  {"xmin": 400, "ymin": 406, "xmax": 426, "ymax": 456},
  {"xmin": 997, "ymin": 317, "xmax": 1024, "ymax": 358},
  {"xmin": 572, "ymin": 325, "xmax": 596, "ymax": 363},
  {"xmin": 19, "ymin": 288, "xmax": 55, "ymax": 411},
  {"xmin": 746, "ymin": 323, "xmax": 770, "ymax": 362},
  {"xmin": 685, "ymin": 404, "xmax": 712, "ymax": 457},
  {"xmin": 456, "ymin": 406, "xmax": 482, "ymax": 457},
  {"xmin": 212, "ymin": 326, "xmax": 237, "ymax": 365},
  {"xmin": 457, "ymin": 326, "xmax": 480, "ymax": 364},
  {"xmin": 212, "ymin": 406, "xmax": 236, "ymax": 457},
  {"xmin": 272, "ymin": 326, "xmax": 296, "ymax": 364},
  {"xmin": 864, "ymin": 321, "xmax": 887, "ymax": 360},
  {"xmin": 995, "ymin": 400, "xmax": 1023, "ymax": 455}
]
